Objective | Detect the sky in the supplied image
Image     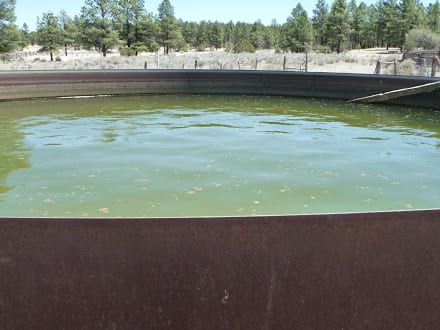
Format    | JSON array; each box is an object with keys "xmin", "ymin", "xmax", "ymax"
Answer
[{"xmin": 15, "ymin": 0, "xmax": 435, "ymax": 31}]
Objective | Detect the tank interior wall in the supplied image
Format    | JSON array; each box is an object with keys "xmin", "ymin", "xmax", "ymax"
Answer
[
  {"xmin": 0, "ymin": 70, "xmax": 439, "ymax": 109},
  {"xmin": 1, "ymin": 210, "xmax": 440, "ymax": 328}
]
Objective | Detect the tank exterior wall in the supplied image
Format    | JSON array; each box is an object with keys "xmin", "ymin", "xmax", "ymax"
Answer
[
  {"xmin": 1, "ymin": 210, "xmax": 440, "ymax": 329},
  {"xmin": 0, "ymin": 70, "xmax": 438, "ymax": 109}
]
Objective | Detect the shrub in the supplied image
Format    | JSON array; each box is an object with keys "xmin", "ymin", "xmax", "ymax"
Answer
[
  {"xmin": 398, "ymin": 59, "xmax": 417, "ymax": 76},
  {"xmin": 224, "ymin": 42, "xmax": 234, "ymax": 53},
  {"xmin": 0, "ymin": 53, "xmax": 10, "ymax": 63},
  {"xmin": 404, "ymin": 28, "xmax": 440, "ymax": 51},
  {"xmin": 120, "ymin": 47, "xmax": 137, "ymax": 57},
  {"xmin": 233, "ymin": 39, "xmax": 256, "ymax": 54}
]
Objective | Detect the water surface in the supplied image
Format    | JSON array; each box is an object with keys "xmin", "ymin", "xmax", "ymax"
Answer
[{"xmin": 0, "ymin": 95, "xmax": 439, "ymax": 217}]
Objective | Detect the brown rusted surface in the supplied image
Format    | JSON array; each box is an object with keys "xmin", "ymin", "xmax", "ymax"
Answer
[
  {"xmin": 1, "ymin": 210, "xmax": 440, "ymax": 329},
  {"xmin": 0, "ymin": 70, "xmax": 438, "ymax": 109}
]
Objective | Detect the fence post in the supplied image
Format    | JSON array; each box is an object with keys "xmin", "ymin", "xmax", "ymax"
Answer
[
  {"xmin": 144, "ymin": 61, "xmax": 147, "ymax": 70},
  {"xmin": 393, "ymin": 59, "xmax": 397, "ymax": 75},
  {"xmin": 157, "ymin": 52, "xmax": 160, "ymax": 69},
  {"xmin": 195, "ymin": 59, "xmax": 198, "ymax": 70},
  {"xmin": 374, "ymin": 60, "xmax": 381, "ymax": 75},
  {"xmin": 283, "ymin": 55, "xmax": 286, "ymax": 71},
  {"xmin": 432, "ymin": 56, "xmax": 439, "ymax": 78},
  {"xmin": 305, "ymin": 43, "xmax": 309, "ymax": 72}
]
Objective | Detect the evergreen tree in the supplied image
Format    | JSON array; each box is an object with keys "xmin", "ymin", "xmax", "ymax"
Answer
[
  {"xmin": 223, "ymin": 21, "xmax": 235, "ymax": 47},
  {"xmin": 181, "ymin": 21, "xmax": 198, "ymax": 48},
  {"xmin": 196, "ymin": 20, "xmax": 210, "ymax": 49},
  {"xmin": 398, "ymin": 0, "xmax": 423, "ymax": 48},
  {"xmin": 282, "ymin": 3, "xmax": 313, "ymax": 52},
  {"xmin": 351, "ymin": 2, "xmax": 369, "ymax": 49},
  {"xmin": 36, "ymin": 12, "xmax": 64, "ymax": 61},
  {"xmin": 234, "ymin": 22, "xmax": 251, "ymax": 42},
  {"xmin": 264, "ymin": 19, "xmax": 281, "ymax": 50},
  {"xmin": 0, "ymin": 0, "xmax": 22, "ymax": 52},
  {"xmin": 131, "ymin": 12, "xmax": 159, "ymax": 53},
  {"xmin": 59, "ymin": 10, "xmax": 78, "ymax": 56},
  {"xmin": 363, "ymin": 4, "xmax": 380, "ymax": 48},
  {"xmin": 113, "ymin": 0, "xmax": 145, "ymax": 50},
  {"xmin": 427, "ymin": 0, "xmax": 440, "ymax": 32},
  {"xmin": 80, "ymin": 0, "xmax": 119, "ymax": 56},
  {"xmin": 327, "ymin": 0, "xmax": 350, "ymax": 53},
  {"xmin": 0, "ymin": 0, "xmax": 15, "ymax": 26},
  {"xmin": 250, "ymin": 20, "xmax": 265, "ymax": 49},
  {"xmin": 383, "ymin": 0, "xmax": 401, "ymax": 48},
  {"xmin": 209, "ymin": 21, "xmax": 224, "ymax": 50},
  {"xmin": 157, "ymin": 0, "xmax": 185, "ymax": 54},
  {"xmin": 0, "ymin": 24, "xmax": 25, "ymax": 52},
  {"xmin": 375, "ymin": 0, "xmax": 387, "ymax": 47},
  {"xmin": 21, "ymin": 22, "xmax": 29, "ymax": 44},
  {"xmin": 312, "ymin": 0, "xmax": 330, "ymax": 48}
]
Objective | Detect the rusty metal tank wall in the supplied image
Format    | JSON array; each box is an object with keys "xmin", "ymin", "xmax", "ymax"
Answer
[
  {"xmin": 1, "ymin": 210, "xmax": 440, "ymax": 329},
  {"xmin": 0, "ymin": 70, "xmax": 439, "ymax": 109}
]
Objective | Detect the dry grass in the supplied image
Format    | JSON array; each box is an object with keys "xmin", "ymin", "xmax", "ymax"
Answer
[{"xmin": 1, "ymin": 46, "xmax": 437, "ymax": 77}]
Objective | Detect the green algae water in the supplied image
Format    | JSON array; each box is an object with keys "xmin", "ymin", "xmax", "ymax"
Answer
[{"xmin": 0, "ymin": 95, "xmax": 439, "ymax": 217}]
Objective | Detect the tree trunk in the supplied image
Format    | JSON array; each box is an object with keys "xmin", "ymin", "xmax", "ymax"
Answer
[{"xmin": 126, "ymin": 19, "xmax": 131, "ymax": 48}]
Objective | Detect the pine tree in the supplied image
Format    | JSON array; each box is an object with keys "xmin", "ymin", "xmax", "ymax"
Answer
[
  {"xmin": 157, "ymin": 0, "xmax": 185, "ymax": 54},
  {"xmin": 36, "ymin": 12, "xmax": 64, "ymax": 61},
  {"xmin": 181, "ymin": 21, "xmax": 198, "ymax": 49},
  {"xmin": 263, "ymin": 19, "xmax": 280, "ymax": 50},
  {"xmin": 0, "ymin": 24, "xmax": 25, "ymax": 52},
  {"xmin": 250, "ymin": 20, "xmax": 265, "ymax": 49},
  {"xmin": 398, "ymin": 0, "xmax": 423, "ymax": 48},
  {"xmin": 350, "ymin": 2, "xmax": 369, "ymax": 49},
  {"xmin": 363, "ymin": 4, "xmax": 380, "ymax": 48},
  {"xmin": 327, "ymin": 0, "xmax": 350, "ymax": 53},
  {"xmin": 59, "ymin": 10, "xmax": 78, "ymax": 56},
  {"xmin": 80, "ymin": 0, "xmax": 119, "ymax": 57},
  {"xmin": 196, "ymin": 21, "xmax": 209, "ymax": 49},
  {"xmin": 312, "ymin": 0, "xmax": 330, "ymax": 48},
  {"xmin": 113, "ymin": 0, "xmax": 145, "ymax": 50},
  {"xmin": 0, "ymin": 0, "xmax": 16, "ymax": 26},
  {"xmin": 282, "ymin": 3, "xmax": 313, "ymax": 52},
  {"xmin": 223, "ymin": 21, "xmax": 235, "ymax": 47},
  {"xmin": 375, "ymin": 0, "xmax": 387, "ymax": 47},
  {"xmin": 209, "ymin": 21, "xmax": 224, "ymax": 50},
  {"xmin": 383, "ymin": 0, "xmax": 400, "ymax": 49},
  {"xmin": 427, "ymin": 0, "xmax": 440, "ymax": 33},
  {"xmin": 0, "ymin": 0, "xmax": 23, "ymax": 52},
  {"xmin": 132, "ymin": 12, "xmax": 159, "ymax": 53}
]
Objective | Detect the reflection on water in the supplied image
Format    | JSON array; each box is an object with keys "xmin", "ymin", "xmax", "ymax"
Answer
[{"xmin": 0, "ymin": 95, "xmax": 439, "ymax": 217}]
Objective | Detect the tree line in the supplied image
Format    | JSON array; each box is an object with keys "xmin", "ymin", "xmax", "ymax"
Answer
[{"xmin": 0, "ymin": 0, "xmax": 439, "ymax": 61}]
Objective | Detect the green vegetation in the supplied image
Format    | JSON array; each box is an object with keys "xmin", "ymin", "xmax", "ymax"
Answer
[
  {"xmin": 0, "ymin": 0, "xmax": 27, "ymax": 53},
  {"xmin": 0, "ymin": 0, "xmax": 439, "ymax": 56},
  {"xmin": 233, "ymin": 39, "xmax": 256, "ymax": 53},
  {"xmin": 36, "ymin": 12, "xmax": 64, "ymax": 61}
]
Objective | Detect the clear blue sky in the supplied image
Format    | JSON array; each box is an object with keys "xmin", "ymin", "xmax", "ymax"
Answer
[{"xmin": 16, "ymin": 0, "xmax": 435, "ymax": 31}]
